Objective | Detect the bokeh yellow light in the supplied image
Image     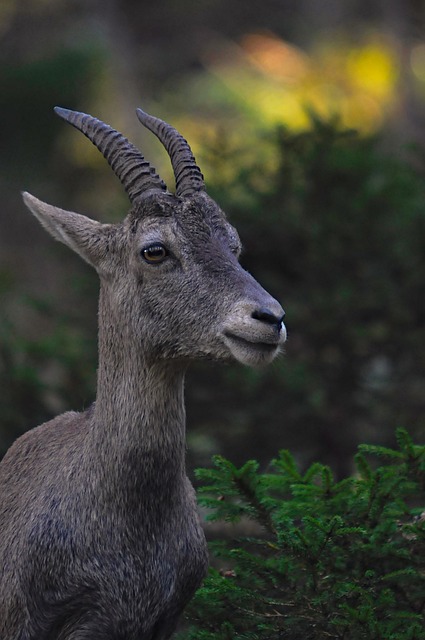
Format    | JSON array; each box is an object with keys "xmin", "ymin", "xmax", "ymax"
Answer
[
  {"xmin": 203, "ymin": 32, "xmax": 400, "ymax": 135},
  {"xmin": 346, "ymin": 43, "xmax": 399, "ymax": 100}
]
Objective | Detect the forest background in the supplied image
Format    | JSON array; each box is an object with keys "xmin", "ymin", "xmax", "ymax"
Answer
[{"xmin": 1, "ymin": 0, "xmax": 424, "ymax": 477}]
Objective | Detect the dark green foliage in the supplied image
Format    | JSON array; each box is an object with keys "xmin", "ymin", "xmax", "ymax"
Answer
[
  {"xmin": 180, "ymin": 429, "xmax": 425, "ymax": 639},
  {"xmin": 0, "ymin": 48, "xmax": 102, "ymax": 182},
  {"xmin": 0, "ymin": 289, "xmax": 96, "ymax": 456},
  {"xmin": 190, "ymin": 117, "xmax": 425, "ymax": 473}
]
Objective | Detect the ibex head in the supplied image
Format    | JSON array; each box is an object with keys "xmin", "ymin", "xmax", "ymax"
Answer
[{"xmin": 23, "ymin": 107, "xmax": 286, "ymax": 367}]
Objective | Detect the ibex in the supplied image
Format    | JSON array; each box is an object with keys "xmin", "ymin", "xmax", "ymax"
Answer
[{"xmin": 0, "ymin": 106, "xmax": 286, "ymax": 639}]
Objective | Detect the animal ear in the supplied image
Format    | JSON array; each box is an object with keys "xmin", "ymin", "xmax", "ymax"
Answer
[{"xmin": 22, "ymin": 192, "xmax": 115, "ymax": 272}]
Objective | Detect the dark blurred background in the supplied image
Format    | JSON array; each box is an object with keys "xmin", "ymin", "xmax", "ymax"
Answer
[{"xmin": 1, "ymin": 0, "xmax": 424, "ymax": 475}]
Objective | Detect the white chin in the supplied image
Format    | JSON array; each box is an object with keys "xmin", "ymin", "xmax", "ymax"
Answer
[{"xmin": 223, "ymin": 335, "xmax": 281, "ymax": 368}]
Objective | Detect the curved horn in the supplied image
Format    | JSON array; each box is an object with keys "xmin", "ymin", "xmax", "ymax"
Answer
[
  {"xmin": 54, "ymin": 107, "xmax": 168, "ymax": 203},
  {"xmin": 136, "ymin": 108, "xmax": 205, "ymax": 198}
]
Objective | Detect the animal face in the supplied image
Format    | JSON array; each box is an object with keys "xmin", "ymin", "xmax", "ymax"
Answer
[{"xmin": 96, "ymin": 191, "xmax": 286, "ymax": 367}]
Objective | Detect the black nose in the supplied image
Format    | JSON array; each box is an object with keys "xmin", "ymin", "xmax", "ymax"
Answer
[{"xmin": 252, "ymin": 307, "xmax": 285, "ymax": 329}]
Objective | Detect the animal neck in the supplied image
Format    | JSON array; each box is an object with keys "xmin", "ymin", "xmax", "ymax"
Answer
[{"xmin": 91, "ymin": 285, "xmax": 187, "ymax": 489}]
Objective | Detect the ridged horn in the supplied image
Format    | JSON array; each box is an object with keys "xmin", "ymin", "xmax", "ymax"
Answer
[
  {"xmin": 136, "ymin": 108, "xmax": 205, "ymax": 198},
  {"xmin": 54, "ymin": 107, "xmax": 168, "ymax": 203}
]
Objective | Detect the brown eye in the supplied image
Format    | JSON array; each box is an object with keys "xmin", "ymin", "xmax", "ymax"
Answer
[{"xmin": 141, "ymin": 243, "xmax": 168, "ymax": 264}]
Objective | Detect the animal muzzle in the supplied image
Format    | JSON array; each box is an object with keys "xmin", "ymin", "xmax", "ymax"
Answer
[{"xmin": 222, "ymin": 294, "xmax": 287, "ymax": 367}]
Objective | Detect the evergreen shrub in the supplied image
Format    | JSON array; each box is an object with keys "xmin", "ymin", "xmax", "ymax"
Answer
[{"xmin": 180, "ymin": 429, "xmax": 425, "ymax": 639}]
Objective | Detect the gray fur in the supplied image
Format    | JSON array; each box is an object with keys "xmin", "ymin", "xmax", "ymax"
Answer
[{"xmin": 0, "ymin": 109, "xmax": 286, "ymax": 640}]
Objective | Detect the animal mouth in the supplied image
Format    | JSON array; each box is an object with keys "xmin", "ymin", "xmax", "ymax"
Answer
[
  {"xmin": 222, "ymin": 330, "xmax": 282, "ymax": 367},
  {"xmin": 224, "ymin": 331, "xmax": 280, "ymax": 354}
]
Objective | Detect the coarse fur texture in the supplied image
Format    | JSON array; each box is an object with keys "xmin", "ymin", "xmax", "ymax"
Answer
[{"xmin": 0, "ymin": 109, "xmax": 286, "ymax": 640}]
